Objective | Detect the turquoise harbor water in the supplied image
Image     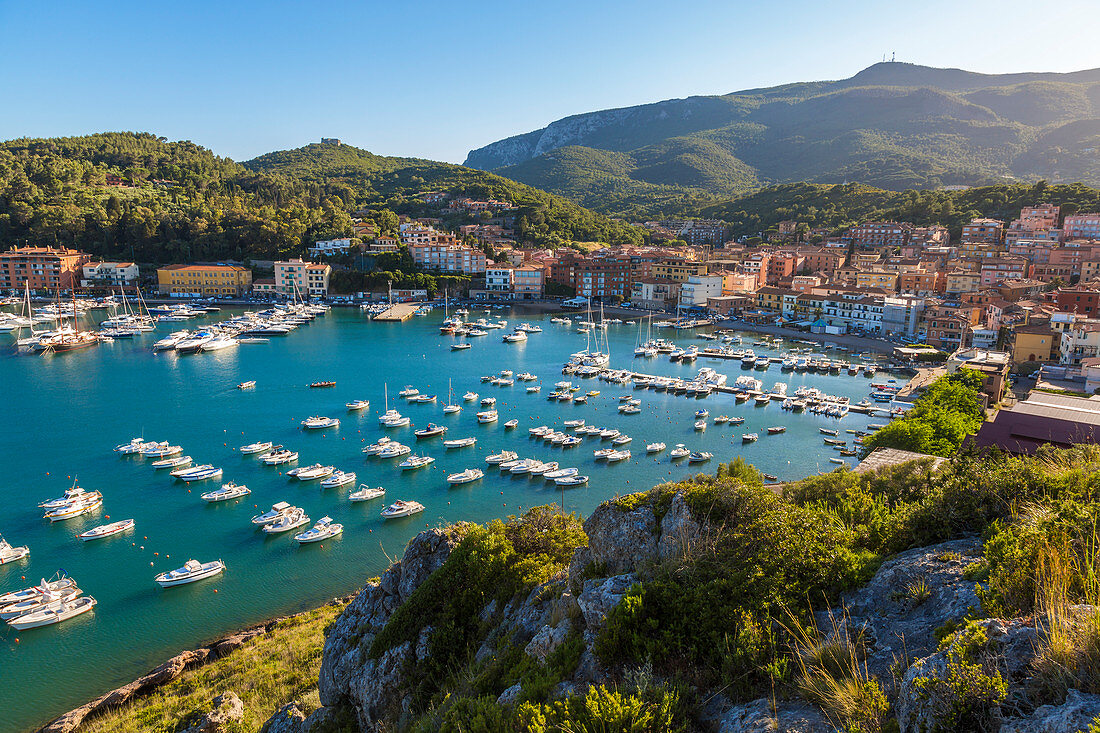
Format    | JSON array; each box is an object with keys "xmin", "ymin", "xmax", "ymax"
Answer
[{"xmin": 0, "ymin": 306, "xmax": 897, "ymax": 732}]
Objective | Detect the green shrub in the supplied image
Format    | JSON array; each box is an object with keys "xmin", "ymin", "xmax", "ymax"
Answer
[
  {"xmin": 595, "ymin": 481, "xmax": 877, "ymax": 698},
  {"xmin": 910, "ymin": 622, "xmax": 1006, "ymax": 732},
  {"xmin": 368, "ymin": 506, "xmax": 585, "ymax": 711},
  {"xmin": 861, "ymin": 370, "xmax": 986, "ymax": 457}
]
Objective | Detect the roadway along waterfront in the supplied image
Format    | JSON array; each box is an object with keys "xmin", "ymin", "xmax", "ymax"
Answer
[{"xmin": 0, "ymin": 305, "xmax": 900, "ymax": 732}]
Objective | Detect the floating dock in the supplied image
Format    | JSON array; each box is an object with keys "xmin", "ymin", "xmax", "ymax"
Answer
[{"xmin": 373, "ymin": 303, "xmax": 421, "ymax": 322}]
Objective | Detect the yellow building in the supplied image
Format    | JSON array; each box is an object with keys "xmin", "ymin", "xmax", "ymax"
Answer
[
  {"xmin": 157, "ymin": 264, "xmax": 253, "ymax": 297},
  {"xmin": 855, "ymin": 270, "xmax": 898, "ymax": 291},
  {"xmin": 1011, "ymin": 324, "xmax": 1058, "ymax": 363},
  {"xmin": 652, "ymin": 259, "xmax": 708, "ymax": 283}
]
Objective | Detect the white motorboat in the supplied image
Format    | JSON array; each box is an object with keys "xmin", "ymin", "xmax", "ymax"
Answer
[
  {"xmin": 508, "ymin": 458, "xmax": 542, "ymax": 474},
  {"xmin": 398, "ymin": 385, "xmax": 419, "ymax": 398},
  {"xmin": 377, "ymin": 442, "xmax": 412, "ymax": 459},
  {"xmin": 362, "ymin": 437, "xmax": 392, "ymax": 455},
  {"xmin": 172, "ymin": 465, "xmax": 223, "ymax": 482},
  {"xmin": 263, "ymin": 508, "xmax": 310, "ymax": 534},
  {"xmin": 555, "ymin": 475, "xmax": 588, "ymax": 486},
  {"xmin": 321, "ymin": 470, "xmax": 356, "ymax": 489},
  {"xmin": 529, "ymin": 426, "xmax": 552, "ymax": 437},
  {"xmin": 599, "ymin": 429, "xmax": 620, "ymax": 439},
  {"xmin": 593, "ymin": 448, "xmax": 616, "ymax": 459},
  {"xmin": 381, "ymin": 500, "xmax": 425, "ymax": 519},
  {"xmin": 414, "ymin": 394, "xmax": 437, "ymax": 403},
  {"xmin": 502, "ymin": 330, "xmax": 527, "ymax": 342},
  {"xmin": 237, "ymin": 380, "xmax": 257, "ymax": 390},
  {"xmin": 543, "ymin": 467, "xmax": 578, "ymax": 480},
  {"xmin": 140, "ymin": 442, "xmax": 183, "ymax": 458},
  {"xmin": 346, "ymin": 399, "xmax": 370, "ymax": 411},
  {"xmin": 350, "ymin": 485, "xmax": 386, "ymax": 502},
  {"xmin": 200, "ymin": 335, "xmax": 238, "ymax": 352},
  {"xmin": 399, "ymin": 455, "xmax": 435, "ymax": 470},
  {"xmin": 529, "ymin": 461, "xmax": 558, "ymax": 476},
  {"xmin": 646, "ymin": 442, "xmax": 666, "ymax": 453},
  {"xmin": 155, "ymin": 559, "xmax": 226, "ymax": 587},
  {"xmin": 742, "ymin": 433, "xmax": 759, "ymax": 443},
  {"xmin": 0, "ymin": 536, "xmax": 30, "ymax": 564},
  {"xmin": 444, "ymin": 437, "xmax": 477, "ymax": 449},
  {"xmin": 477, "ymin": 410, "xmax": 498, "ymax": 423},
  {"xmin": 447, "ymin": 468, "xmax": 484, "ymax": 485},
  {"xmin": 9, "ymin": 595, "xmax": 97, "ymax": 629},
  {"xmin": 463, "ymin": 391, "xmax": 478, "ymax": 401},
  {"xmin": 0, "ymin": 576, "xmax": 77, "ymax": 606},
  {"xmin": 485, "ymin": 451, "xmax": 517, "ymax": 465},
  {"xmin": 262, "ymin": 449, "xmax": 299, "ymax": 465},
  {"xmin": 414, "ymin": 423, "xmax": 447, "ymax": 438},
  {"xmin": 240, "ymin": 441, "xmax": 274, "ymax": 455},
  {"xmin": 563, "ymin": 419, "xmax": 585, "ymax": 428},
  {"xmin": 251, "ymin": 502, "xmax": 292, "ymax": 525},
  {"xmin": 443, "ymin": 403, "xmax": 462, "ymax": 414},
  {"xmin": 694, "ymin": 420, "xmax": 707, "ymax": 431},
  {"xmin": 606, "ymin": 450, "xmax": 631, "ymax": 463},
  {"xmin": 293, "ymin": 464, "xmax": 335, "ymax": 481},
  {"xmin": 301, "ymin": 416, "xmax": 340, "ymax": 430},
  {"xmin": 669, "ymin": 444, "xmax": 690, "ymax": 459},
  {"xmin": 688, "ymin": 451, "xmax": 713, "ymax": 463},
  {"xmin": 114, "ymin": 437, "xmax": 153, "ymax": 454},
  {"xmin": 480, "ymin": 396, "xmax": 496, "ymax": 406},
  {"xmin": 1, "ymin": 586, "xmax": 83, "ymax": 620},
  {"xmin": 78, "ymin": 519, "xmax": 135, "ymax": 541},
  {"xmin": 612, "ymin": 435, "xmax": 632, "ymax": 445},
  {"xmin": 451, "ymin": 343, "xmax": 472, "ymax": 351},
  {"xmin": 202, "ymin": 483, "xmax": 252, "ymax": 502},
  {"xmin": 44, "ymin": 494, "xmax": 103, "ymax": 521},
  {"xmin": 295, "ymin": 516, "xmax": 343, "ymax": 544},
  {"xmin": 504, "ymin": 419, "xmax": 518, "ymax": 429},
  {"xmin": 151, "ymin": 455, "xmax": 192, "ymax": 470},
  {"xmin": 38, "ymin": 485, "xmax": 91, "ymax": 509},
  {"xmin": 382, "ymin": 414, "xmax": 411, "ymax": 428},
  {"xmin": 561, "ymin": 436, "xmax": 582, "ymax": 447},
  {"xmin": 378, "ymin": 408, "xmax": 403, "ymax": 424}
]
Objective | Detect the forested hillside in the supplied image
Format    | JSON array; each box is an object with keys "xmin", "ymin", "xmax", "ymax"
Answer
[
  {"xmin": 468, "ymin": 62, "xmax": 1100, "ymax": 217},
  {"xmin": 0, "ymin": 133, "xmax": 641, "ymax": 264},
  {"xmin": 700, "ymin": 180, "xmax": 1100, "ymax": 239}
]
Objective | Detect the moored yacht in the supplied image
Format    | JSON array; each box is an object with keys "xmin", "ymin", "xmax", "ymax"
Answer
[
  {"xmin": 201, "ymin": 483, "xmax": 252, "ymax": 502},
  {"xmin": 447, "ymin": 468, "xmax": 484, "ymax": 485},
  {"xmin": 0, "ymin": 536, "xmax": 30, "ymax": 564},
  {"xmin": 155, "ymin": 559, "xmax": 225, "ymax": 587},
  {"xmin": 320, "ymin": 470, "xmax": 356, "ymax": 489},
  {"xmin": 78, "ymin": 519, "xmax": 135, "ymax": 541},
  {"xmin": 295, "ymin": 516, "xmax": 343, "ymax": 543},
  {"xmin": 381, "ymin": 500, "xmax": 425, "ymax": 519}
]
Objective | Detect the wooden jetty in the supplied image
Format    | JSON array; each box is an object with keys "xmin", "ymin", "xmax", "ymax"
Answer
[{"xmin": 373, "ymin": 303, "xmax": 421, "ymax": 322}]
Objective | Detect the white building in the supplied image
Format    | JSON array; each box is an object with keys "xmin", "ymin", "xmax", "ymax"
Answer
[
  {"xmin": 484, "ymin": 266, "xmax": 513, "ymax": 293},
  {"xmin": 679, "ymin": 274, "xmax": 724, "ymax": 306},
  {"xmin": 80, "ymin": 261, "xmax": 139, "ymax": 288},
  {"xmin": 882, "ymin": 295, "xmax": 925, "ymax": 338},
  {"xmin": 307, "ymin": 238, "xmax": 353, "ymax": 257},
  {"xmin": 274, "ymin": 258, "xmax": 332, "ymax": 298},
  {"xmin": 1060, "ymin": 319, "xmax": 1100, "ymax": 365}
]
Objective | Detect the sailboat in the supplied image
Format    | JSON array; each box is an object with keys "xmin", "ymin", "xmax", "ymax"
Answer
[
  {"xmin": 443, "ymin": 378, "xmax": 461, "ymax": 414},
  {"xmin": 14, "ymin": 282, "xmax": 45, "ymax": 349},
  {"xmin": 35, "ymin": 289, "xmax": 99, "ymax": 353},
  {"xmin": 571, "ymin": 298, "xmax": 610, "ymax": 367}
]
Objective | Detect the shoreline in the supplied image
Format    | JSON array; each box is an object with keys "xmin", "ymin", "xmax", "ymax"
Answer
[{"xmin": 33, "ymin": 594, "xmax": 355, "ymax": 733}]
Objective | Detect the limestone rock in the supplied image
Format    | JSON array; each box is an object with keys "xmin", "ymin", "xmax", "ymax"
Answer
[
  {"xmin": 567, "ymin": 546, "xmax": 593, "ymax": 593},
  {"xmin": 347, "ymin": 641, "xmax": 415, "ymax": 729},
  {"xmin": 260, "ymin": 702, "xmax": 306, "ymax": 733},
  {"xmin": 658, "ymin": 492, "xmax": 703, "ymax": 562},
  {"xmin": 831, "ymin": 537, "xmax": 983, "ymax": 680},
  {"xmin": 318, "ymin": 526, "xmax": 462, "ymax": 711},
  {"xmin": 577, "ymin": 574, "xmax": 636, "ymax": 632},
  {"xmin": 896, "ymin": 617, "xmax": 1039, "ymax": 733},
  {"xmin": 525, "ymin": 620, "xmax": 572, "ymax": 664},
  {"xmin": 718, "ymin": 697, "xmax": 831, "ymax": 733},
  {"xmin": 213, "ymin": 627, "xmax": 267, "ymax": 657},
  {"xmin": 583, "ymin": 503, "xmax": 657, "ymax": 574},
  {"xmin": 497, "ymin": 684, "xmax": 523, "ymax": 707},
  {"xmin": 1001, "ymin": 690, "xmax": 1100, "ymax": 733},
  {"xmin": 181, "ymin": 691, "xmax": 244, "ymax": 733}
]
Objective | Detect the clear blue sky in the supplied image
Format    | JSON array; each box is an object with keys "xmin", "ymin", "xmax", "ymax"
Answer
[{"xmin": 1, "ymin": 0, "xmax": 1097, "ymax": 164}]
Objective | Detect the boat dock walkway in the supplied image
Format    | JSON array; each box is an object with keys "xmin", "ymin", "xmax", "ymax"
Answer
[{"xmin": 373, "ymin": 303, "xmax": 422, "ymax": 322}]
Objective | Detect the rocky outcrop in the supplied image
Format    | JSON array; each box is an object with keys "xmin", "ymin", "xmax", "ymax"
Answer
[
  {"xmin": 583, "ymin": 502, "xmax": 657, "ymax": 574},
  {"xmin": 896, "ymin": 617, "xmax": 1040, "ymax": 733},
  {"xmin": 1001, "ymin": 690, "xmax": 1100, "ymax": 733},
  {"xmin": 717, "ymin": 698, "xmax": 831, "ymax": 733},
  {"xmin": 577, "ymin": 574, "xmax": 636, "ymax": 632},
  {"xmin": 259, "ymin": 702, "xmax": 306, "ymax": 733},
  {"xmin": 180, "ymin": 691, "xmax": 244, "ymax": 733},
  {"xmin": 829, "ymin": 538, "xmax": 983, "ymax": 681},
  {"xmin": 314, "ymin": 526, "xmax": 464, "ymax": 730},
  {"xmin": 658, "ymin": 491, "xmax": 704, "ymax": 562},
  {"xmin": 526, "ymin": 620, "xmax": 573, "ymax": 664}
]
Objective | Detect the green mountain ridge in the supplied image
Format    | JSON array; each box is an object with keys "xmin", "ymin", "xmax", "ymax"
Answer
[
  {"xmin": 466, "ymin": 62, "xmax": 1100, "ymax": 217},
  {"xmin": 0, "ymin": 133, "xmax": 641, "ymax": 265}
]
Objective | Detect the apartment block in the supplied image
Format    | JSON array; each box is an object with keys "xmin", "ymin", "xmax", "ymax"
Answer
[
  {"xmin": 961, "ymin": 218, "xmax": 1004, "ymax": 243},
  {"xmin": 1063, "ymin": 213, "xmax": 1100, "ymax": 240},
  {"xmin": 274, "ymin": 259, "xmax": 330, "ymax": 297},
  {"xmin": 81, "ymin": 261, "xmax": 139, "ymax": 288},
  {"xmin": 0, "ymin": 246, "xmax": 91, "ymax": 291},
  {"xmin": 157, "ymin": 264, "xmax": 253, "ymax": 297}
]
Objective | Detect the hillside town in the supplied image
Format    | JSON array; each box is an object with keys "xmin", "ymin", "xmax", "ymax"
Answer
[{"xmin": 7, "ymin": 197, "xmax": 1100, "ymax": 376}]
